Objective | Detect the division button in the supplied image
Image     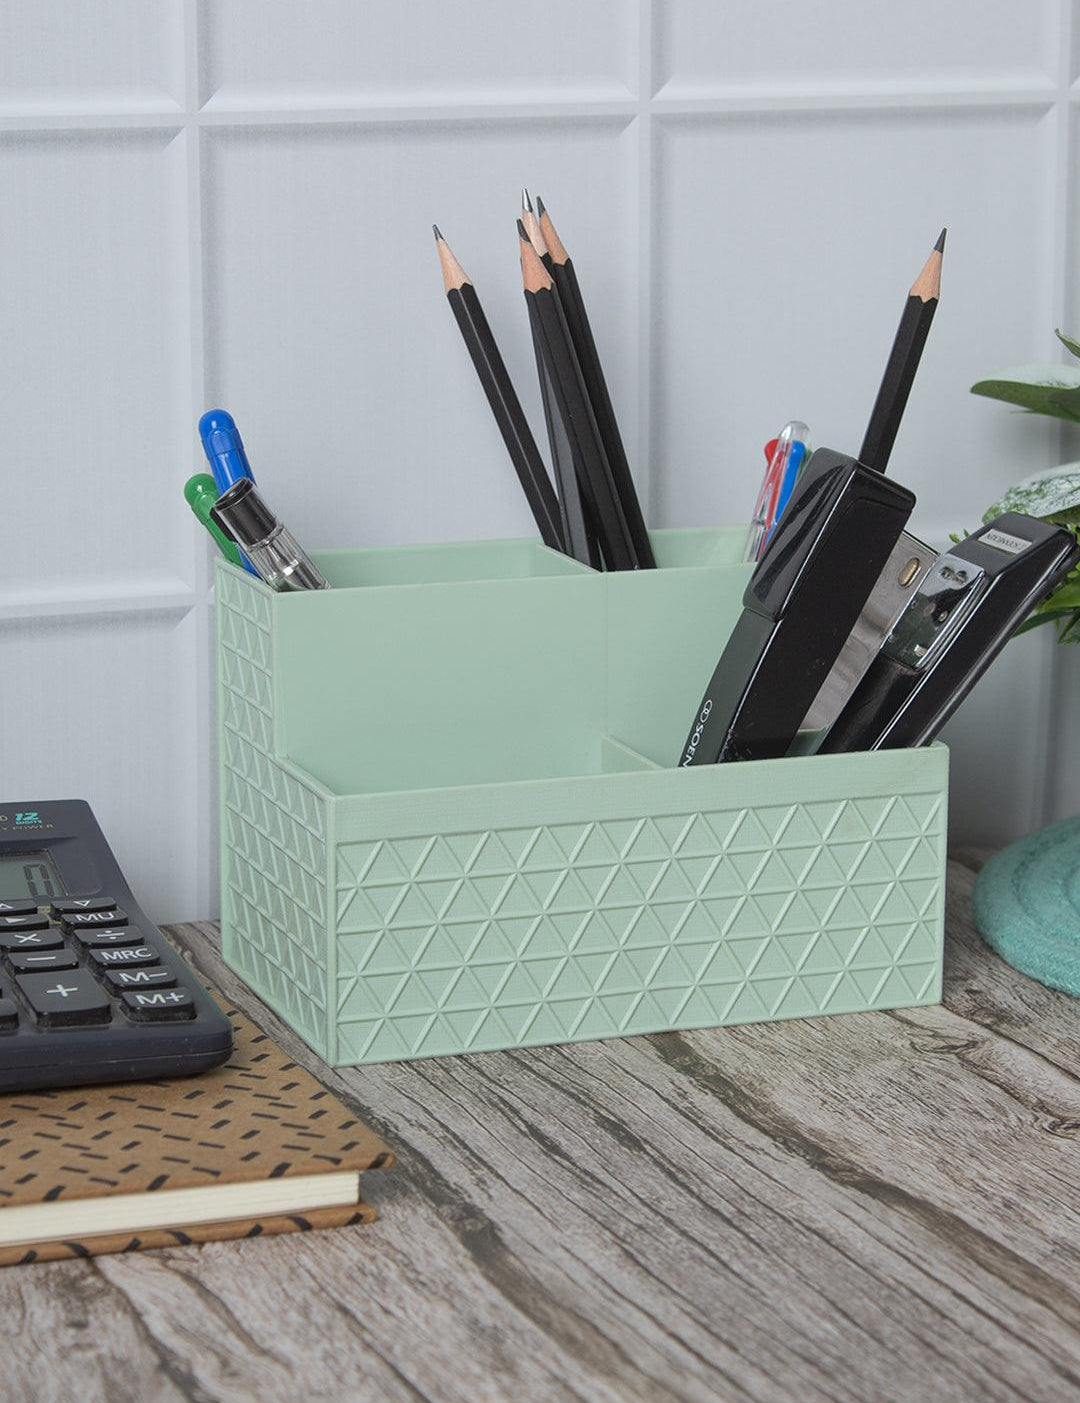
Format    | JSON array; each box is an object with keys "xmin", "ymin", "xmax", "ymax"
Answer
[
  {"xmin": 0, "ymin": 928, "xmax": 64, "ymax": 952},
  {"xmin": 87, "ymin": 945, "xmax": 157, "ymax": 969},
  {"xmin": 121, "ymin": 988, "xmax": 195, "ymax": 1022},
  {"xmin": 7, "ymin": 948, "xmax": 79, "ymax": 974},
  {"xmin": 16, "ymin": 971, "xmax": 111, "ymax": 1027},
  {"xmin": 103, "ymin": 966, "xmax": 176, "ymax": 994},
  {"xmin": 50, "ymin": 897, "xmax": 118, "ymax": 916},
  {"xmin": 74, "ymin": 926, "xmax": 144, "ymax": 948}
]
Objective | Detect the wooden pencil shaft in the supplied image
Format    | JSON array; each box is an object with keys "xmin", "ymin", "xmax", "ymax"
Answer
[
  {"xmin": 448, "ymin": 285, "xmax": 564, "ymax": 551},
  {"xmin": 524, "ymin": 295, "xmax": 596, "ymax": 565},
  {"xmin": 532, "ymin": 297, "xmax": 605, "ymax": 568},
  {"xmin": 528, "ymin": 286, "xmax": 637, "ymax": 571},
  {"xmin": 550, "ymin": 257, "xmax": 655, "ymax": 569},
  {"xmin": 859, "ymin": 295, "xmax": 937, "ymax": 473}
]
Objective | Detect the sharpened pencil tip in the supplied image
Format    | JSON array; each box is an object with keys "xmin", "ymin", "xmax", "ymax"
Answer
[
  {"xmin": 934, "ymin": 227, "xmax": 946, "ymax": 253},
  {"xmin": 432, "ymin": 223, "xmax": 443, "ymax": 242},
  {"xmin": 535, "ymin": 194, "xmax": 546, "ymax": 218},
  {"xmin": 516, "ymin": 217, "xmax": 529, "ymax": 242},
  {"xmin": 521, "ymin": 187, "xmax": 533, "ymax": 212}
]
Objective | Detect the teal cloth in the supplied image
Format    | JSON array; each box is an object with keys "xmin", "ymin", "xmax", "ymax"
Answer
[{"xmin": 973, "ymin": 815, "xmax": 1080, "ymax": 996}]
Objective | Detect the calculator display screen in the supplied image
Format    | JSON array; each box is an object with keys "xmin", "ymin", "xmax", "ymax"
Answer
[{"xmin": 0, "ymin": 851, "xmax": 66, "ymax": 900}]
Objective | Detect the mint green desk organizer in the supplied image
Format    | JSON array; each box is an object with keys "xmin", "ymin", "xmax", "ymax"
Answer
[{"xmin": 216, "ymin": 528, "xmax": 948, "ymax": 1066}]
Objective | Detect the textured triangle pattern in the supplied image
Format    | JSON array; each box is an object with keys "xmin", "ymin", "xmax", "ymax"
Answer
[
  {"xmin": 218, "ymin": 570, "xmax": 330, "ymax": 1056},
  {"xmin": 332, "ymin": 794, "xmax": 945, "ymax": 1064}
]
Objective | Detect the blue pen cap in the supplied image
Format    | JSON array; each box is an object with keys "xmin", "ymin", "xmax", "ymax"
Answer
[{"xmin": 198, "ymin": 409, "xmax": 255, "ymax": 492}]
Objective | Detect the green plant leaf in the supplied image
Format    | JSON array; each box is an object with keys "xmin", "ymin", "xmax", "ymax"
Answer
[
  {"xmin": 984, "ymin": 462, "xmax": 1080, "ymax": 520},
  {"xmin": 970, "ymin": 363, "xmax": 1080, "ymax": 421},
  {"xmin": 1042, "ymin": 582, "xmax": 1080, "ymax": 608},
  {"xmin": 1056, "ymin": 328, "xmax": 1080, "ymax": 360}
]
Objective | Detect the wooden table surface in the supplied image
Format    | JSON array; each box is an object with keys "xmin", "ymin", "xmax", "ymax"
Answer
[{"xmin": 4, "ymin": 853, "xmax": 1079, "ymax": 1403}]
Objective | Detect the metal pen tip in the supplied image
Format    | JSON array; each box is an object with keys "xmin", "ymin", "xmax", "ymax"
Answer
[{"xmin": 521, "ymin": 187, "xmax": 533, "ymax": 212}]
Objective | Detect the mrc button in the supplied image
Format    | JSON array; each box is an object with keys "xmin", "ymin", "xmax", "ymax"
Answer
[{"xmin": 87, "ymin": 945, "xmax": 157, "ymax": 969}]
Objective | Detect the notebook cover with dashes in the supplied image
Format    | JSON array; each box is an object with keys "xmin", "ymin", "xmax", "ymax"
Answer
[{"xmin": 0, "ymin": 1001, "xmax": 393, "ymax": 1265}]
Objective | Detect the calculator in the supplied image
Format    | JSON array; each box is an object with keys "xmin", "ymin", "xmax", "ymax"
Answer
[{"xmin": 0, "ymin": 800, "xmax": 232, "ymax": 1091}]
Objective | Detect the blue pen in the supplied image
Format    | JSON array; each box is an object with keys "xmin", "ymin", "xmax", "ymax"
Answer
[
  {"xmin": 773, "ymin": 438, "xmax": 808, "ymax": 523},
  {"xmin": 763, "ymin": 422, "xmax": 811, "ymax": 549},
  {"xmin": 199, "ymin": 409, "xmax": 256, "ymax": 494}
]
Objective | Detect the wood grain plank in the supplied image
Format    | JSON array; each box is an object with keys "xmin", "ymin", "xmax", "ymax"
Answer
[
  {"xmin": 0, "ymin": 862, "xmax": 1077, "ymax": 1403},
  {"xmin": 942, "ymin": 856, "xmax": 1080, "ymax": 1075}
]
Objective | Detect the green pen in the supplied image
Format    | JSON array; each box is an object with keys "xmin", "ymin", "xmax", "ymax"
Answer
[{"xmin": 184, "ymin": 473, "xmax": 249, "ymax": 571}]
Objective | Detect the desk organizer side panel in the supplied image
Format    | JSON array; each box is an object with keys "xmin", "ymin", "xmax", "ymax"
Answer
[
  {"xmin": 217, "ymin": 568, "xmax": 332, "ymax": 1059},
  {"xmin": 329, "ymin": 746, "xmax": 948, "ymax": 1066}
]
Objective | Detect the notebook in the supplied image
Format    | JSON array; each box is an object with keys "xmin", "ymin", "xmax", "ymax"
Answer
[{"xmin": 0, "ymin": 1000, "xmax": 393, "ymax": 1266}]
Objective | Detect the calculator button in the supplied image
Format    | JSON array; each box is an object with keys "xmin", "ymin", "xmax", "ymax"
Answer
[
  {"xmin": 87, "ymin": 945, "xmax": 157, "ymax": 969},
  {"xmin": 74, "ymin": 926, "xmax": 144, "ymax": 948},
  {"xmin": 0, "ymin": 913, "xmax": 50, "ymax": 932},
  {"xmin": 0, "ymin": 999, "xmax": 17, "ymax": 1031},
  {"xmin": 7, "ymin": 948, "xmax": 79, "ymax": 974},
  {"xmin": 121, "ymin": 988, "xmax": 195, "ymax": 1022},
  {"xmin": 0, "ymin": 901, "xmax": 40, "ymax": 917},
  {"xmin": 50, "ymin": 897, "xmax": 118, "ymax": 917},
  {"xmin": 16, "ymin": 972, "xmax": 111, "ymax": 1027},
  {"xmin": 104, "ymin": 966, "xmax": 175, "ymax": 994},
  {"xmin": 0, "ymin": 928, "xmax": 64, "ymax": 951},
  {"xmin": 61, "ymin": 909, "xmax": 127, "ymax": 932}
]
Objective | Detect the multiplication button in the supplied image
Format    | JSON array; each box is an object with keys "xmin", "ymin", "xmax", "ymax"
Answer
[
  {"xmin": 121, "ymin": 989, "xmax": 195, "ymax": 1022},
  {"xmin": 16, "ymin": 971, "xmax": 110, "ymax": 1027},
  {"xmin": 0, "ymin": 928, "xmax": 63, "ymax": 952}
]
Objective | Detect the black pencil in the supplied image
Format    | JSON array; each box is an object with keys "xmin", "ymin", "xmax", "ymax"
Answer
[
  {"xmin": 434, "ymin": 226, "xmax": 564, "ymax": 552},
  {"xmin": 519, "ymin": 192, "xmax": 602, "ymax": 565},
  {"xmin": 519, "ymin": 227, "xmax": 637, "ymax": 571},
  {"xmin": 859, "ymin": 229, "xmax": 945, "ymax": 474},
  {"xmin": 535, "ymin": 194, "xmax": 655, "ymax": 568}
]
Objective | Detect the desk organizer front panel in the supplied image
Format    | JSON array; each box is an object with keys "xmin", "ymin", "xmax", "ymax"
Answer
[{"xmin": 216, "ymin": 533, "xmax": 948, "ymax": 1067}]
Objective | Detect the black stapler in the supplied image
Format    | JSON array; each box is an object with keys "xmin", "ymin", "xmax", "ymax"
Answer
[
  {"xmin": 818, "ymin": 513, "xmax": 1080, "ymax": 752},
  {"xmin": 679, "ymin": 448, "xmax": 916, "ymax": 765}
]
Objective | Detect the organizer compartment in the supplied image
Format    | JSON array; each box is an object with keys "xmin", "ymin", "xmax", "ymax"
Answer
[{"xmin": 217, "ymin": 531, "xmax": 948, "ymax": 1066}]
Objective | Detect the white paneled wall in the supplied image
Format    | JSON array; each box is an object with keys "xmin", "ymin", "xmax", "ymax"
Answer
[{"xmin": 0, "ymin": 0, "xmax": 1077, "ymax": 920}]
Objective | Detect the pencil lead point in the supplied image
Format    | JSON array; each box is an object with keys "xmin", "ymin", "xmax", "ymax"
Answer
[
  {"xmin": 516, "ymin": 217, "xmax": 529, "ymax": 242},
  {"xmin": 534, "ymin": 194, "xmax": 546, "ymax": 218},
  {"xmin": 432, "ymin": 223, "xmax": 443, "ymax": 242},
  {"xmin": 934, "ymin": 227, "xmax": 946, "ymax": 253},
  {"xmin": 521, "ymin": 187, "xmax": 533, "ymax": 212}
]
